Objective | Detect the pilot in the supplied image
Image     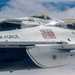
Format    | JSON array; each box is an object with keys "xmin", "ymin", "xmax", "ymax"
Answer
[
  {"xmin": 40, "ymin": 15, "xmax": 44, "ymax": 19},
  {"xmin": 47, "ymin": 16, "xmax": 50, "ymax": 19}
]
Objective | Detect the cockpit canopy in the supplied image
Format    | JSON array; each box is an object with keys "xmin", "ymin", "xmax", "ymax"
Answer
[{"xmin": 32, "ymin": 14, "xmax": 52, "ymax": 20}]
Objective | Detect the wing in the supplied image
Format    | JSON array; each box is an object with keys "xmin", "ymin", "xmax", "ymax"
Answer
[
  {"xmin": 0, "ymin": 19, "xmax": 25, "ymax": 24},
  {"xmin": 0, "ymin": 18, "xmax": 40, "ymax": 31},
  {"xmin": 20, "ymin": 41, "xmax": 75, "ymax": 51},
  {"xmin": 33, "ymin": 41, "xmax": 75, "ymax": 51},
  {"xmin": 50, "ymin": 44, "xmax": 75, "ymax": 51}
]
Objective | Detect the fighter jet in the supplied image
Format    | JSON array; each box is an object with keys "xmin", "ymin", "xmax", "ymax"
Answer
[{"xmin": 0, "ymin": 14, "xmax": 75, "ymax": 72}]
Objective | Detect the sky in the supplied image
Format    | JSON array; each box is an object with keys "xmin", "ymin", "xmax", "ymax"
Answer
[
  {"xmin": 0, "ymin": 0, "xmax": 75, "ymax": 75},
  {"xmin": 0, "ymin": 0, "xmax": 75, "ymax": 19}
]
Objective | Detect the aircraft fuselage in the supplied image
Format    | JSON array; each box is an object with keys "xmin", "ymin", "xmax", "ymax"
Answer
[{"xmin": 0, "ymin": 24, "xmax": 74, "ymax": 72}]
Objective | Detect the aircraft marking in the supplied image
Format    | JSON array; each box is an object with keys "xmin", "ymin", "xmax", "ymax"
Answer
[
  {"xmin": 28, "ymin": 18, "xmax": 34, "ymax": 22},
  {"xmin": 0, "ymin": 35, "xmax": 19, "ymax": 39},
  {"xmin": 40, "ymin": 29, "xmax": 56, "ymax": 39}
]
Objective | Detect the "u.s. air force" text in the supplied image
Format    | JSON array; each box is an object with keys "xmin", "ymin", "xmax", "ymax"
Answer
[{"xmin": 0, "ymin": 35, "xmax": 19, "ymax": 39}]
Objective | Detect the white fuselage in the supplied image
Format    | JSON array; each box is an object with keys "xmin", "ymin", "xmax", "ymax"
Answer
[{"xmin": 0, "ymin": 25, "xmax": 75, "ymax": 69}]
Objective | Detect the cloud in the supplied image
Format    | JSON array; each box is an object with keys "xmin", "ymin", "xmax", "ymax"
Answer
[
  {"xmin": 0, "ymin": 0, "xmax": 75, "ymax": 19},
  {"xmin": 0, "ymin": 0, "xmax": 46, "ymax": 18},
  {"xmin": 43, "ymin": 2, "xmax": 75, "ymax": 11}
]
